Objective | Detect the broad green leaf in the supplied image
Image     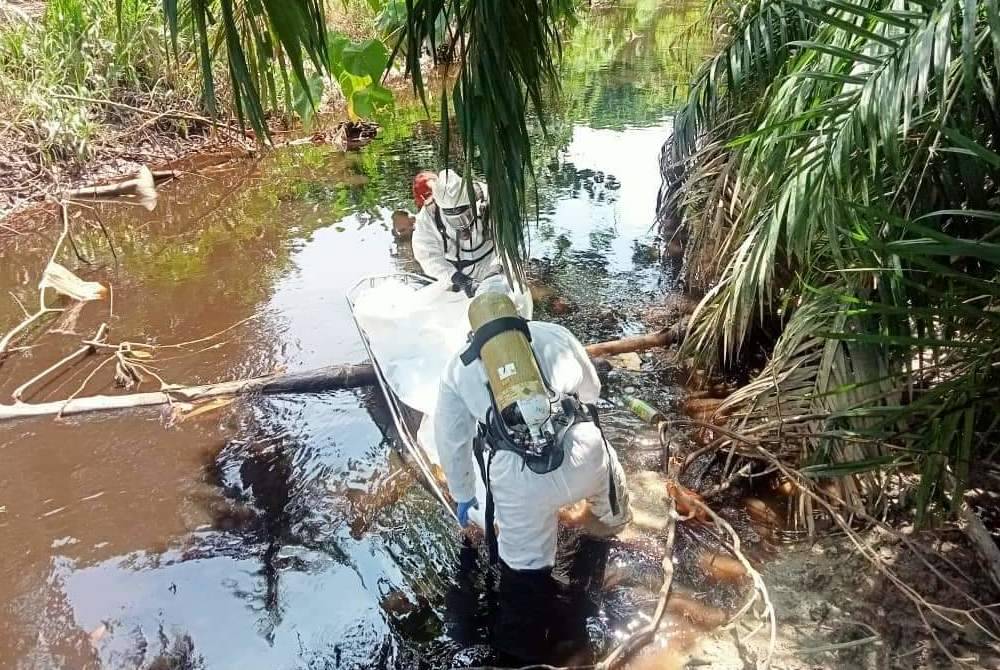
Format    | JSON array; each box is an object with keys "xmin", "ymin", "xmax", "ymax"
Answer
[
  {"xmin": 292, "ymin": 71, "xmax": 324, "ymax": 125},
  {"xmin": 342, "ymin": 39, "xmax": 388, "ymax": 80},
  {"xmin": 351, "ymin": 83, "xmax": 394, "ymax": 117},
  {"xmin": 327, "ymin": 30, "xmax": 352, "ymax": 77}
]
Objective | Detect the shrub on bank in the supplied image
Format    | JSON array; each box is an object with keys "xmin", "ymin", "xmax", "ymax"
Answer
[{"xmin": 663, "ymin": 0, "xmax": 1000, "ymax": 523}]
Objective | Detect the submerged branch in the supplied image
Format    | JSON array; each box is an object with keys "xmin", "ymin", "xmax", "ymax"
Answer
[
  {"xmin": 0, "ymin": 306, "xmax": 63, "ymax": 359},
  {"xmin": 12, "ymin": 323, "xmax": 108, "ymax": 401}
]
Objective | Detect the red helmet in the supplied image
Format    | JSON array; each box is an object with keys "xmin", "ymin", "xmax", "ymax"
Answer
[{"xmin": 412, "ymin": 171, "xmax": 437, "ymax": 208}]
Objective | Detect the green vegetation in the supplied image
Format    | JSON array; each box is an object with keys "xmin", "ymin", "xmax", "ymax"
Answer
[
  {"xmin": 292, "ymin": 31, "xmax": 394, "ymax": 126},
  {"xmin": 0, "ymin": 0, "xmax": 397, "ymax": 170},
  {"xmin": 665, "ymin": 0, "xmax": 1000, "ymax": 520},
  {"xmin": 0, "ymin": 0, "xmax": 198, "ymax": 162},
  {"xmin": 154, "ymin": 0, "xmax": 390, "ymax": 135}
]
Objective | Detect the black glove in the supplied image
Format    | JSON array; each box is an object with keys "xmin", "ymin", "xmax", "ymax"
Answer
[{"xmin": 450, "ymin": 271, "xmax": 478, "ymax": 297}]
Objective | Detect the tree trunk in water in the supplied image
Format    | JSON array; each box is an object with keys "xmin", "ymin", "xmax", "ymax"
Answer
[
  {"xmin": 0, "ymin": 364, "xmax": 376, "ymax": 422},
  {"xmin": 0, "ymin": 327, "xmax": 680, "ymax": 422}
]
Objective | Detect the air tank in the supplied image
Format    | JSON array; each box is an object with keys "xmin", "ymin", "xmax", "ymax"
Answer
[{"xmin": 467, "ymin": 292, "xmax": 550, "ymax": 437}]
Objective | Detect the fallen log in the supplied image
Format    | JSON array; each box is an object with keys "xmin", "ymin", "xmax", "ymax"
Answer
[
  {"xmin": 585, "ymin": 324, "xmax": 683, "ymax": 358},
  {"xmin": 0, "ymin": 363, "xmax": 376, "ymax": 422},
  {"xmin": 0, "ymin": 327, "xmax": 676, "ymax": 422}
]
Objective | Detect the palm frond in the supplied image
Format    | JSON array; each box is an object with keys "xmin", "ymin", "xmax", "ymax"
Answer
[
  {"xmin": 669, "ymin": 0, "xmax": 1000, "ymax": 519},
  {"xmin": 156, "ymin": 0, "xmax": 330, "ymax": 137},
  {"xmin": 394, "ymin": 0, "xmax": 575, "ymax": 275}
]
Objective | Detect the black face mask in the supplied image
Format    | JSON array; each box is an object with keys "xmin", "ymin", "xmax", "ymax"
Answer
[{"xmin": 441, "ymin": 203, "xmax": 475, "ymax": 235}]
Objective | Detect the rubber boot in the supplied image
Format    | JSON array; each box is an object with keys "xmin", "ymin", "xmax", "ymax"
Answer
[{"xmin": 493, "ymin": 561, "xmax": 556, "ymax": 664}]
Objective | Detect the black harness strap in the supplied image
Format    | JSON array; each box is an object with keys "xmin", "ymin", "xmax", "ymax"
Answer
[
  {"xmin": 463, "ymin": 235, "xmax": 493, "ymax": 254},
  {"xmin": 430, "ymin": 204, "xmax": 449, "ymax": 253},
  {"xmin": 430, "ymin": 201, "xmax": 494, "ymax": 272},
  {"xmin": 452, "ymin": 244, "xmax": 495, "ymax": 273},
  {"xmin": 473, "ymin": 432, "xmax": 499, "ymax": 564},
  {"xmin": 587, "ymin": 402, "xmax": 620, "ymax": 517},
  {"xmin": 460, "ymin": 317, "xmax": 531, "ymax": 366}
]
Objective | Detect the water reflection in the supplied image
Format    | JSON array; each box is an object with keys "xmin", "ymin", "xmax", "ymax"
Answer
[{"xmin": 558, "ymin": 0, "xmax": 706, "ymax": 129}]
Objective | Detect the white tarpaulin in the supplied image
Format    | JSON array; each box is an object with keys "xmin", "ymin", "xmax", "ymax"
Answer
[
  {"xmin": 352, "ymin": 275, "xmax": 532, "ymax": 453},
  {"xmin": 352, "ymin": 275, "xmax": 531, "ymax": 528},
  {"xmin": 353, "ymin": 279, "xmax": 471, "ymax": 419}
]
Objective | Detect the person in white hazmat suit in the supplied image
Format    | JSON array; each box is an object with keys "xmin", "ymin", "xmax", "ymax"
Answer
[
  {"xmin": 433, "ymin": 282, "xmax": 631, "ymax": 663},
  {"xmin": 412, "ymin": 169, "xmax": 499, "ymax": 296}
]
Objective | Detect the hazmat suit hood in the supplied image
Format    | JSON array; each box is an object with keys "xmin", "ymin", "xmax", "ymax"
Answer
[{"xmin": 431, "ymin": 169, "xmax": 485, "ymax": 234}]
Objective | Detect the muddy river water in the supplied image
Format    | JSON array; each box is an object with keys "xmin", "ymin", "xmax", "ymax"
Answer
[{"xmin": 0, "ymin": 3, "xmax": 714, "ymax": 667}]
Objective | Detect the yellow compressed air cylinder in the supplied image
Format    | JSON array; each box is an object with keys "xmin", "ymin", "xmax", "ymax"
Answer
[{"xmin": 468, "ymin": 293, "xmax": 548, "ymax": 423}]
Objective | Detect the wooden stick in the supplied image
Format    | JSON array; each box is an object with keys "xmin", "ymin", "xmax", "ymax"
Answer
[
  {"xmin": 12, "ymin": 323, "xmax": 107, "ymax": 401},
  {"xmin": 0, "ymin": 307, "xmax": 63, "ymax": 358},
  {"xmin": 0, "ymin": 364, "xmax": 377, "ymax": 422},
  {"xmin": 798, "ymin": 634, "xmax": 881, "ymax": 655},
  {"xmin": 63, "ymin": 166, "xmax": 156, "ymax": 200}
]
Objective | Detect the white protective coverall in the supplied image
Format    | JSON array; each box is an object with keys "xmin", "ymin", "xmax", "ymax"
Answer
[
  {"xmin": 433, "ymin": 321, "xmax": 631, "ymax": 571},
  {"xmin": 412, "ymin": 170, "xmax": 499, "ymax": 284}
]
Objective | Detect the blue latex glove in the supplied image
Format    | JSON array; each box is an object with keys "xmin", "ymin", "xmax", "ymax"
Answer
[{"xmin": 456, "ymin": 497, "xmax": 479, "ymax": 527}]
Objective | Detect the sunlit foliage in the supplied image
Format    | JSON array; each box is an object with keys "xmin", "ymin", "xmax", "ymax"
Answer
[{"xmin": 666, "ymin": 0, "xmax": 1000, "ymax": 519}]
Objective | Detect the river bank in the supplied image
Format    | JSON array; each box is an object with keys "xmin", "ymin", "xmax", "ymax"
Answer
[{"xmin": 0, "ymin": 0, "xmax": 414, "ymax": 222}]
